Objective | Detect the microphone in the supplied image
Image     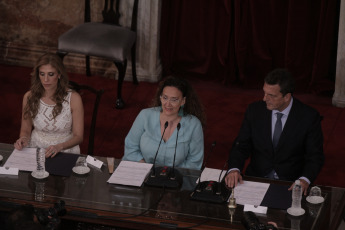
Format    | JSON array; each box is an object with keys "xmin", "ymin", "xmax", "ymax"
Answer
[
  {"xmin": 196, "ymin": 141, "xmax": 216, "ymax": 191},
  {"xmin": 190, "ymin": 141, "xmax": 231, "ymax": 203},
  {"xmin": 216, "ymin": 161, "xmax": 228, "ymax": 195},
  {"xmin": 170, "ymin": 123, "xmax": 181, "ymax": 179},
  {"xmin": 151, "ymin": 121, "xmax": 168, "ymax": 177},
  {"xmin": 145, "ymin": 122, "xmax": 182, "ymax": 188}
]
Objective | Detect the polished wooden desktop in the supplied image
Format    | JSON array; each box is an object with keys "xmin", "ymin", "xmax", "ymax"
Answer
[{"xmin": 0, "ymin": 143, "xmax": 344, "ymax": 230}]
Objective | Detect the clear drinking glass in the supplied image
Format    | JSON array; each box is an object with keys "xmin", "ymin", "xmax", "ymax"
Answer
[
  {"xmin": 73, "ymin": 156, "xmax": 90, "ymax": 175},
  {"xmin": 307, "ymin": 186, "xmax": 324, "ymax": 204},
  {"xmin": 75, "ymin": 157, "xmax": 87, "ymax": 167},
  {"xmin": 309, "ymin": 186, "xmax": 322, "ymax": 197}
]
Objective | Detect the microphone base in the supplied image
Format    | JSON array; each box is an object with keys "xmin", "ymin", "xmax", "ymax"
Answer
[
  {"xmin": 145, "ymin": 166, "xmax": 182, "ymax": 189},
  {"xmin": 190, "ymin": 180, "xmax": 231, "ymax": 204}
]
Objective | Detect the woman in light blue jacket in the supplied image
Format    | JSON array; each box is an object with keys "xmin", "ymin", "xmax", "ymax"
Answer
[{"xmin": 123, "ymin": 76, "xmax": 206, "ymax": 170}]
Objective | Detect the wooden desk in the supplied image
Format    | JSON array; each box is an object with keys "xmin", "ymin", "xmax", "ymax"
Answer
[{"xmin": 0, "ymin": 143, "xmax": 344, "ymax": 229}]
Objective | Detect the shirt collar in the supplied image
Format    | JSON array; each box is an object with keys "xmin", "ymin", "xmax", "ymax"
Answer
[{"xmin": 272, "ymin": 97, "xmax": 293, "ymax": 116}]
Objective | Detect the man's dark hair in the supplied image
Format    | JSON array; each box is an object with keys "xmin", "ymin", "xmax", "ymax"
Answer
[{"xmin": 264, "ymin": 69, "xmax": 295, "ymax": 96}]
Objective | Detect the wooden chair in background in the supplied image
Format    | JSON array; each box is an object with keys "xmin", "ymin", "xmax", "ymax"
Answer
[
  {"xmin": 69, "ymin": 81, "xmax": 104, "ymax": 156},
  {"xmin": 58, "ymin": 0, "xmax": 139, "ymax": 109}
]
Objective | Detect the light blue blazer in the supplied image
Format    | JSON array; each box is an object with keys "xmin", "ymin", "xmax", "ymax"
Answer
[{"xmin": 123, "ymin": 107, "xmax": 204, "ymax": 170}]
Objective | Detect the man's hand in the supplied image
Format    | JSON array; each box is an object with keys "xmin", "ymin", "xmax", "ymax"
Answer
[
  {"xmin": 288, "ymin": 179, "xmax": 309, "ymax": 196},
  {"xmin": 225, "ymin": 170, "xmax": 243, "ymax": 188}
]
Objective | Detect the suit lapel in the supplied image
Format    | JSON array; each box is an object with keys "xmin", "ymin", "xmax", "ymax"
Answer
[{"xmin": 263, "ymin": 108, "xmax": 274, "ymax": 153}]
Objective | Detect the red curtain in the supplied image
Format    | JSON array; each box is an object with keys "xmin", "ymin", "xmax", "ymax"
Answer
[{"xmin": 160, "ymin": 0, "xmax": 340, "ymax": 92}]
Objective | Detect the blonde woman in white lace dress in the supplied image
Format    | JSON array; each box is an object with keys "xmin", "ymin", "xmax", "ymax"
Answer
[{"xmin": 14, "ymin": 53, "xmax": 84, "ymax": 157}]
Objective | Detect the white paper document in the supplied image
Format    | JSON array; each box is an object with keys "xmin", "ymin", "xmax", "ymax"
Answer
[
  {"xmin": 233, "ymin": 181, "xmax": 270, "ymax": 206},
  {"xmin": 107, "ymin": 160, "xmax": 153, "ymax": 187},
  {"xmin": 197, "ymin": 167, "xmax": 227, "ymax": 183},
  {"xmin": 3, "ymin": 148, "xmax": 37, "ymax": 172},
  {"xmin": 244, "ymin": 204, "xmax": 268, "ymax": 214},
  {"xmin": 0, "ymin": 167, "xmax": 19, "ymax": 175},
  {"xmin": 86, "ymin": 155, "xmax": 103, "ymax": 168}
]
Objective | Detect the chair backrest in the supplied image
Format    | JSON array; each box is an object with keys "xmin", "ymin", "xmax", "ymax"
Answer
[
  {"xmin": 69, "ymin": 81, "xmax": 104, "ymax": 156},
  {"xmin": 84, "ymin": 0, "xmax": 139, "ymax": 31}
]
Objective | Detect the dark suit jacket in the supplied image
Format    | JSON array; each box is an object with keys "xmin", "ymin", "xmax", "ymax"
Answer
[{"xmin": 228, "ymin": 98, "xmax": 324, "ymax": 183}]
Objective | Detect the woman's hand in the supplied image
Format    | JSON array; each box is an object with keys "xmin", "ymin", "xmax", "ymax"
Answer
[
  {"xmin": 45, "ymin": 144, "xmax": 63, "ymax": 158},
  {"xmin": 14, "ymin": 137, "xmax": 29, "ymax": 150}
]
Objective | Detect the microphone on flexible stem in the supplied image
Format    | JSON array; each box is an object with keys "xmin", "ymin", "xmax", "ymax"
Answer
[
  {"xmin": 170, "ymin": 123, "xmax": 181, "ymax": 180},
  {"xmin": 190, "ymin": 141, "xmax": 231, "ymax": 203},
  {"xmin": 151, "ymin": 121, "xmax": 168, "ymax": 177},
  {"xmin": 216, "ymin": 161, "xmax": 228, "ymax": 195},
  {"xmin": 145, "ymin": 122, "xmax": 183, "ymax": 188},
  {"xmin": 196, "ymin": 141, "xmax": 216, "ymax": 192}
]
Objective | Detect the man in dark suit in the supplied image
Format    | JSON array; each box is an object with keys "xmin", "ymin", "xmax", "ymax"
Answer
[{"xmin": 225, "ymin": 69, "xmax": 324, "ymax": 195}]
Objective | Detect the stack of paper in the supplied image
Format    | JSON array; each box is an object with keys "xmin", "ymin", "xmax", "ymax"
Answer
[{"xmin": 107, "ymin": 161, "xmax": 153, "ymax": 187}]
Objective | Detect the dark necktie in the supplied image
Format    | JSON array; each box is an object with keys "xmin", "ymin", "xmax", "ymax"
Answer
[{"xmin": 272, "ymin": 113, "xmax": 283, "ymax": 148}]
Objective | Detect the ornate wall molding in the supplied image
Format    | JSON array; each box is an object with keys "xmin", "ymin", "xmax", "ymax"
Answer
[{"xmin": 0, "ymin": 0, "xmax": 162, "ymax": 82}]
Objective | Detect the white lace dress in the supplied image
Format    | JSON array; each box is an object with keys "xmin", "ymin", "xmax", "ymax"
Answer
[{"xmin": 29, "ymin": 91, "xmax": 80, "ymax": 154}]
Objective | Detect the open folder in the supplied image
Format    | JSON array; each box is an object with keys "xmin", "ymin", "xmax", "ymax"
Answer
[
  {"xmin": 234, "ymin": 180, "xmax": 292, "ymax": 210},
  {"xmin": 260, "ymin": 183, "xmax": 292, "ymax": 210},
  {"xmin": 45, "ymin": 152, "xmax": 79, "ymax": 177}
]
